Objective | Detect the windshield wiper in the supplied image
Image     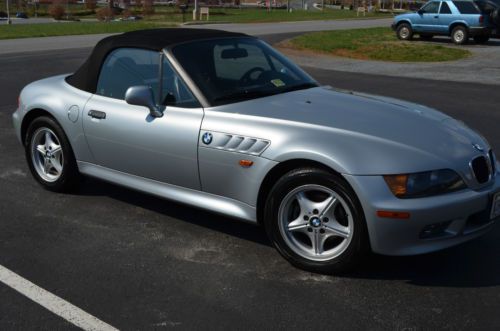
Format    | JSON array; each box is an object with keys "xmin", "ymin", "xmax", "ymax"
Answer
[
  {"xmin": 278, "ymin": 82, "xmax": 318, "ymax": 94},
  {"xmin": 213, "ymin": 82, "xmax": 318, "ymax": 105}
]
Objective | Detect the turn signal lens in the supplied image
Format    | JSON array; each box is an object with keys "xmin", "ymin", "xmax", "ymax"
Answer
[
  {"xmin": 239, "ymin": 160, "xmax": 254, "ymax": 167},
  {"xmin": 383, "ymin": 174, "xmax": 408, "ymax": 197}
]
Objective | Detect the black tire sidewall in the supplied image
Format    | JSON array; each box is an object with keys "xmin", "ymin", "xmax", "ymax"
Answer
[
  {"xmin": 264, "ymin": 168, "xmax": 368, "ymax": 274},
  {"xmin": 25, "ymin": 116, "xmax": 79, "ymax": 192}
]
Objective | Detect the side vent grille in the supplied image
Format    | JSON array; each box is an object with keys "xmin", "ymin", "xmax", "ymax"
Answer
[{"xmin": 201, "ymin": 131, "xmax": 270, "ymax": 156}]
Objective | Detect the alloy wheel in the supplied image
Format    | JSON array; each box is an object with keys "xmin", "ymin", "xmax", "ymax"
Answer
[
  {"xmin": 278, "ymin": 184, "xmax": 354, "ymax": 262},
  {"xmin": 30, "ymin": 127, "xmax": 64, "ymax": 182}
]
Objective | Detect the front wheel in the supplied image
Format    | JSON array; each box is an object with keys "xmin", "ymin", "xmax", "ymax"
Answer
[
  {"xmin": 396, "ymin": 23, "xmax": 413, "ymax": 41},
  {"xmin": 264, "ymin": 168, "xmax": 368, "ymax": 274},
  {"xmin": 451, "ymin": 26, "xmax": 468, "ymax": 45}
]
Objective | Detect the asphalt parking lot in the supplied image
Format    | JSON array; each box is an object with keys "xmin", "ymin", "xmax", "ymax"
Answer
[{"xmin": 0, "ymin": 34, "xmax": 499, "ymax": 330}]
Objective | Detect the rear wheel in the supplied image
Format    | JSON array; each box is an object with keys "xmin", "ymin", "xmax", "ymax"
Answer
[
  {"xmin": 473, "ymin": 34, "xmax": 490, "ymax": 44},
  {"xmin": 451, "ymin": 26, "xmax": 468, "ymax": 45},
  {"xmin": 25, "ymin": 116, "xmax": 80, "ymax": 192},
  {"xmin": 397, "ymin": 23, "xmax": 413, "ymax": 41},
  {"xmin": 264, "ymin": 168, "xmax": 368, "ymax": 274}
]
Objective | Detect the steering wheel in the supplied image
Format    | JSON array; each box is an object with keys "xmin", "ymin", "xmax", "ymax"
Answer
[{"xmin": 239, "ymin": 67, "xmax": 266, "ymax": 85}]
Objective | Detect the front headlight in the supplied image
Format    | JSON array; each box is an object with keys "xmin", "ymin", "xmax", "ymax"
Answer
[{"xmin": 383, "ymin": 169, "xmax": 466, "ymax": 198}]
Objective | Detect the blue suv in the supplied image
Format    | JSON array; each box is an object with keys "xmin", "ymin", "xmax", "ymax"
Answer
[{"xmin": 392, "ymin": 0, "xmax": 491, "ymax": 44}]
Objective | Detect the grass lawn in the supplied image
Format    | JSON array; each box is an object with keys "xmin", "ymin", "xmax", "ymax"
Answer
[
  {"xmin": 286, "ymin": 27, "xmax": 471, "ymax": 62},
  {"xmin": 0, "ymin": 21, "xmax": 172, "ymax": 40}
]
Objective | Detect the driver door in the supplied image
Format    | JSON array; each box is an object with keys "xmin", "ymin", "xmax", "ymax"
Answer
[
  {"xmin": 82, "ymin": 48, "xmax": 203, "ymax": 189},
  {"xmin": 414, "ymin": 1, "xmax": 441, "ymax": 32}
]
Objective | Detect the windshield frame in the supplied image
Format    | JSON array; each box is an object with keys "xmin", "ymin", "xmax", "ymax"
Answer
[{"xmin": 164, "ymin": 37, "xmax": 319, "ymax": 107}]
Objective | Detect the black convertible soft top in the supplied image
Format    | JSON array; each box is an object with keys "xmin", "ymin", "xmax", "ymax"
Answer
[{"xmin": 66, "ymin": 28, "xmax": 249, "ymax": 93}]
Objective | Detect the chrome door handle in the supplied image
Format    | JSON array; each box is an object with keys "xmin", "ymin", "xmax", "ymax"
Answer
[{"xmin": 88, "ymin": 110, "xmax": 106, "ymax": 119}]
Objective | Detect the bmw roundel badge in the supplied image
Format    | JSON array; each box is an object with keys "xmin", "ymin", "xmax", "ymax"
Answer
[{"xmin": 202, "ymin": 132, "xmax": 213, "ymax": 145}]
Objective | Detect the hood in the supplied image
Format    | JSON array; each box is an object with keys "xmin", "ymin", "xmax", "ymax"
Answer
[
  {"xmin": 395, "ymin": 12, "xmax": 415, "ymax": 20},
  {"xmin": 212, "ymin": 87, "xmax": 489, "ymax": 176}
]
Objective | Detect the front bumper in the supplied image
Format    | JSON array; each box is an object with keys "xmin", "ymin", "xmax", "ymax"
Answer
[
  {"xmin": 344, "ymin": 171, "xmax": 500, "ymax": 256},
  {"xmin": 12, "ymin": 107, "xmax": 23, "ymax": 145}
]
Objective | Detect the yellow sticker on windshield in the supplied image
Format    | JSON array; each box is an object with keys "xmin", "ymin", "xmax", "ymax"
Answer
[{"xmin": 271, "ymin": 79, "xmax": 285, "ymax": 87}]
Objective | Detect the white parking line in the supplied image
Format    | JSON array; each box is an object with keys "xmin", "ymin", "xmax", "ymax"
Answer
[{"xmin": 0, "ymin": 264, "xmax": 119, "ymax": 331}]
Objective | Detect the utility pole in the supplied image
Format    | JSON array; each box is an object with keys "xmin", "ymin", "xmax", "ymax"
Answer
[
  {"xmin": 6, "ymin": 0, "xmax": 12, "ymax": 24},
  {"xmin": 193, "ymin": 0, "xmax": 198, "ymax": 20}
]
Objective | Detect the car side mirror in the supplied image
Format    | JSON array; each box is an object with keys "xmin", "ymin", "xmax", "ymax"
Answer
[
  {"xmin": 125, "ymin": 85, "xmax": 163, "ymax": 118},
  {"xmin": 417, "ymin": 9, "xmax": 424, "ymax": 15}
]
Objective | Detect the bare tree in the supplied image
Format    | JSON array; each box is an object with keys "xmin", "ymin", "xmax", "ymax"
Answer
[{"xmin": 143, "ymin": 0, "xmax": 154, "ymax": 16}]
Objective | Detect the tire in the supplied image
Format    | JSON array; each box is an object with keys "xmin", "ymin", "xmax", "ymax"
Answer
[
  {"xmin": 473, "ymin": 34, "xmax": 490, "ymax": 44},
  {"xmin": 396, "ymin": 23, "xmax": 413, "ymax": 41},
  {"xmin": 25, "ymin": 116, "xmax": 80, "ymax": 192},
  {"xmin": 263, "ymin": 168, "xmax": 369, "ymax": 274},
  {"xmin": 420, "ymin": 34, "xmax": 433, "ymax": 40},
  {"xmin": 451, "ymin": 25, "xmax": 468, "ymax": 45}
]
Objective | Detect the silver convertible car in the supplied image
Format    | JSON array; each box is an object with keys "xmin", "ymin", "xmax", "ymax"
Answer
[{"xmin": 13, "ymin": 29, "xmax": 500, "ymax": 273}]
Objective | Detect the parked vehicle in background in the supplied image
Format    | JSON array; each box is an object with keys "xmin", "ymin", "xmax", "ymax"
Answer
[
  {"xmin": 0, "ymin": 11, "xmax": 8, "ymax": 19},
  {"xmin": 154, "ymin": 0, "xmax": 177, "ymax": 5},
  {"xmin": 16, "ymin": 12, "xmax": 28, "ymax": 19},
  {"xmin": 116, "ymin": 15, "xmax": 143, "ymax": 21},
  {"xmin": 392, "ymin": 0, "xmax": 491, "ymax": 44},
  {"xmin": 258, "ymin": 1, "xmax": 287, "ymax": 9},
  {"xmin": 474, "ymin": 0, "xmax": 500, "ymax": 37}
]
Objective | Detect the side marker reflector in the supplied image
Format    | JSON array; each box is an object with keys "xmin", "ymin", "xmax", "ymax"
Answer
[
  {"xmin": 377, "ymin": 210, "xmax": 410, "ymax": 219},
  {"xmin": 239, "ymin": 160, "xmax": 254, "ymax": 168}
]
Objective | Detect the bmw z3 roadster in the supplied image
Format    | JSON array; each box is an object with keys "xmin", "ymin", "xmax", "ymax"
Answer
[{"xmin": 12, "ymin": 29, "xmax": 500, "ymax": 273}]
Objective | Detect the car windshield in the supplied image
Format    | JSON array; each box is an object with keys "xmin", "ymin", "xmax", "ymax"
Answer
[{"xmin": 171, "ymin": 37, "xmax": 318, "ymax": 106}]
